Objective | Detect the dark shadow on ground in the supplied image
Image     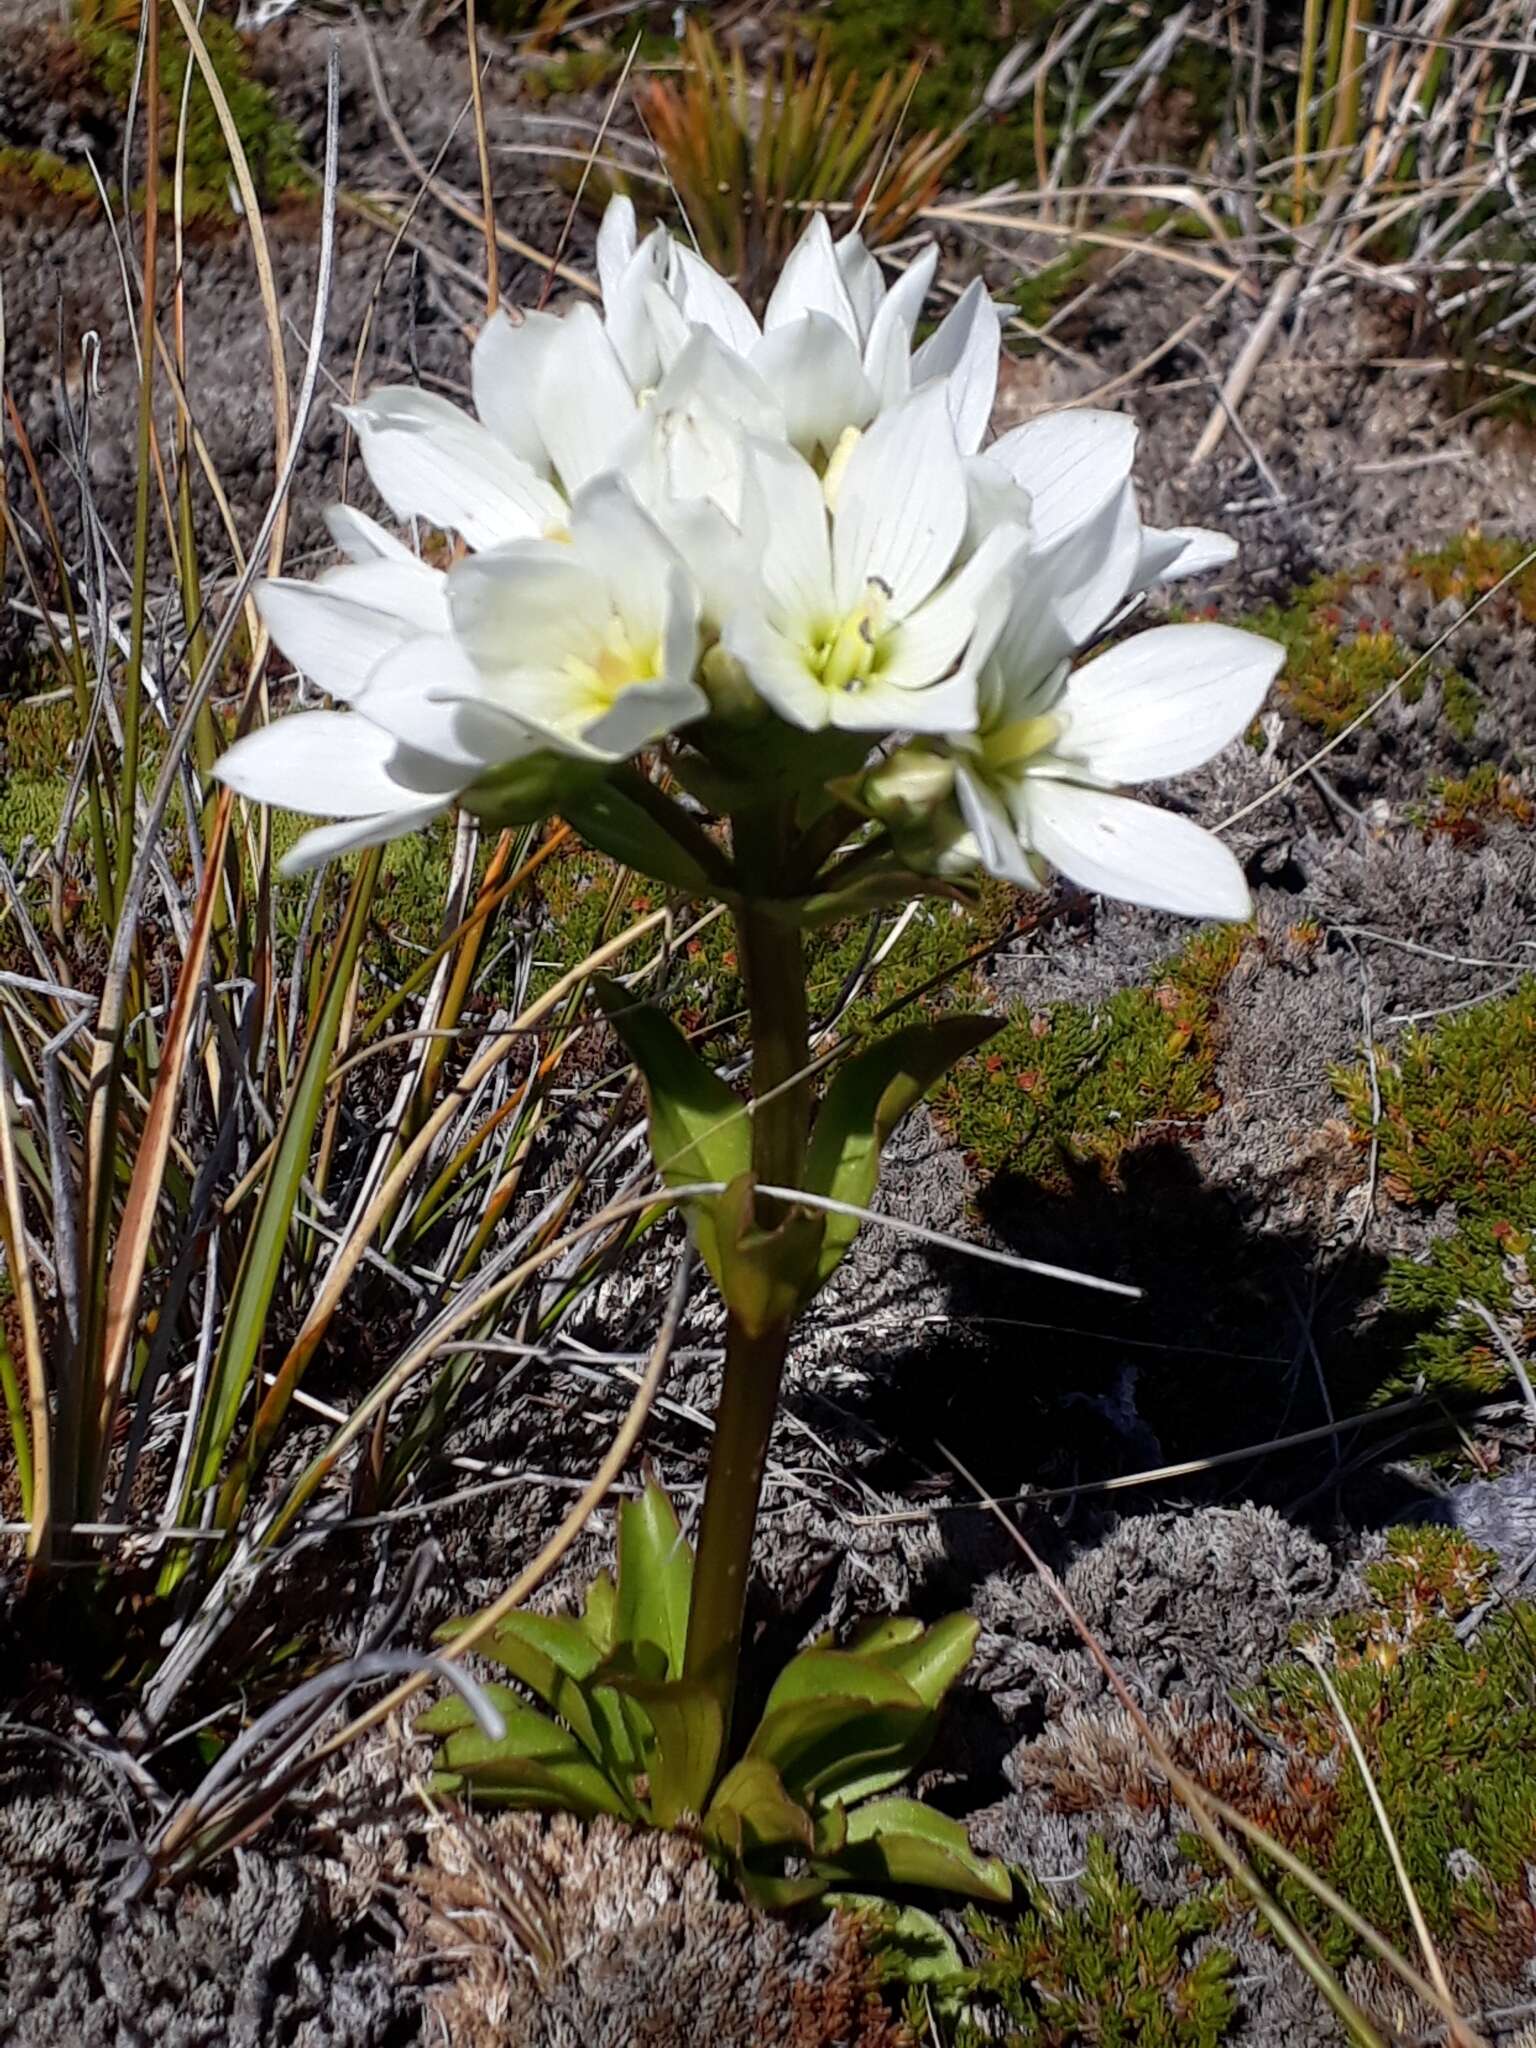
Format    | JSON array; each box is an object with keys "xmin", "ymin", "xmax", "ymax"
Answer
[{"xmin": 800, "ymin": 1141, "xmax": 1447, "ymax": 1542}]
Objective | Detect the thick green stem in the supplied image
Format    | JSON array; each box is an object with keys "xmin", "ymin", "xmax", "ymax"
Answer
[{"xmin": 683, "ymin": 806, "xmax": 811, "ymax": 1733}]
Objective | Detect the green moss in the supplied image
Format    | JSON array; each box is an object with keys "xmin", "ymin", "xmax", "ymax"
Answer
[
  {"xmin": 1243, "ymin": 574, "xmax": 1405, "ymax": 738},
  {"xmin": 936, "ymin": 924, "xmax": 1247, "ymax": 1188},
  {"xmin": 1235, "ymin": 1527, "xmax": 1536, "ymax": 1973},
  {"xmin": 1440, "ymin": 668, "xmax": 1481, "ymax": 742},
  {"xmin": 0, "ymin": 143, "xmax": 100, "ymax": 205},
  {"xmin": 1421, "ymin": 762, "xmax": 1534, "ymax": 843},
  {"xmin": 74, "ymin": 3, "xmax": 308, "ymax": 223},
  {"xmin": 1334, "ymin": 979, "xmax": 1536, "ymax": 1400},
  {"xmin": 1406, "ymin": 531, "xmax": 1536, "ymax": 626},
  {"xmin": 818, "ymin": 0, "xmax": 1228, "ymax": 192},
  {"xmin": 934, "ymin": 1838, "xmax": 1238, "ymax": 2047},
  {"xmin": 1008, "ymin": 245, "xmax": 1098, "ymax": 330}
]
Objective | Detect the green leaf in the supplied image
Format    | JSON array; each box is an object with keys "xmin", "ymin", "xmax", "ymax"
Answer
[
  {"xmin": 842, "ymin": 1617, "xmax": 925, "ymax": 1656},
  {"xmin": 761, "ymin": 1648, "xmax": 925, "ymax": 1719},
  {"xmin": 819, "ymin": 1796, "xmax": 1011, "ymax": 1903},
  {"xmin": 583, "ymin": 1568, "xmax": 617, "ymax": 1652},
  {"xmin": 862, "ymin": 1614, "xmax": 979, "ymax": 1712},
  {"xmin": 749, "ymin": 1650, "xmax": 933, "ymax": 1803},
  {"xmin": 704, "ymin": 1756, "xmax": 816, "ymax": 1862},
  {"xmin": 828, "ymin": 1897, "xmax": 967, "ymax": 1986},
  {"xmin": 802, "ymin": 1017, "xmax": 1002, "ymax": 1294},
  {"xmin": 433, "ymin": 1700, "xmax": 633, "ymax": 1819},
  {"xmin": 439, "ymin": 1610, "xmax": 616, "ymax": 1773},
  {"xmin": 772, "ymin": 870, "xmax": 978, "ymax": 928},
  {"xmin": 593, "ymin": 981, "xmax": 751, "ymax": 1291},
  {"xmin": 185, "ymin": 849, "xmax": 383, "ymax": 1543},
  {"xmin": 415, "ymin": 1679, "xmax": 522, "ymax": 1738},
  {"xmin": 708, "ymin": 1171, "xmax": 826, "ymax": 1338},
  {"xmin": 564, "ymin": 780, "xmax": 718, "ymax": 893},
  {"xmin": 607, "ymin": 1674, "xmax": 724, "ymax": 1825},
  {"xmin": 615, "ymin": 1477, "xmax": 693, "ymax": 1677},
  {"xmin": 461, "ymin": 750, "xmax": 607, "ymax": 827}
]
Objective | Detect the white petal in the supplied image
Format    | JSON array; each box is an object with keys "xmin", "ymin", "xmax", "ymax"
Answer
[
  {"xmin": 569, "ymin": 473, "xmax": 691, "ymax": 652},
  {"xmin": 449, "ymin": 545, "xmax": 608, "ymax": 673},
  {"xmin": 604, "ymin": 228, "xmax": 673, "ymax": 388},
  {"xmin": 532, "ymin": 303, "xmax": 639, "ymax": 494},
  {"xmin": 324, "ymin": 503, "xmax": 415, "ymax": 564},
  {"xmin": 863, "ymin": 245, "xmax": 936, "ymax": 405},
  {"xmin": 596, "ymin": 194, "xmax": 638, "ymax": 304},
  {"xmin": 1060, "ymin": 624, "xmax": 1283, "ymax": 783},
  {"xmin": 749, "ymin": 313, "xmax": 876, "ymax": 457},
  {"xmin": 472, "ymin": 309, "xmax": 559, "ymax": 472},
  {"xmin": 646, "ymin": 495, "xmax": 759, "ymax": 627},
  {"xmin": 956, "ymin": 764, "xmax": 1038, "ymax": 886},
  {"xmin": 832, "ymin": 383, "xmax": 966, "ymax": 617},
  {"xmin": 581, "ymin": 670, "xmax": 708, "ymax": 760},
  {"xmin": 765, "ymin": 213, "xmax": 860, "ymax": 340},
  {"xmin": 833, "ymin": 665, "xmax": 978, "ymax": 736},
  {"xmin": 835, "ymin": 230, "xmax": 886, "ymax": 341},
  {"xmin": 910, "ymin": 278, "xmax": 1000, "ymax": 455},
  {"xmin": 359, "ymin": 637, "xmax": 533, "ymax": 771},
  {"xmin": 347, "ymin": 388, "xmax": 567, "ymax": 550},
  {"xmin": 985, "ymin": 408, "xmax": 1137, "ymax": 550},
  {"xmin": 1024, "ymin": 780, "xmax": 1252, "ymax": 919},
  {"xmin": 876, "ymin": 523, "xmax": 1029, "ymax": 691},
  {"xmin": 1022, "ymin": 473, "xmax": 1143, "ymax": 649},
  {"xmin": 744, "ymin": 436, "xmax": 835, "ymax": 626},
  {"xmin": 722, "ymin": 611, "xmax": 829, "ymax": 730},
  {"xmin": 216, "ymin": 710, "xmax": 462, "ymax": 817},
  {"xmin": 642, "ymin": 277, "xmax": 693, "ymax": 375},
  {"xmin": 256, "ymin": 579, "xmax": 416, "ymax": 703},
  {"xmin": 321, "ymin": 558, "xmax": 450, "ymax": 636},
  {"xmin": 668, "ymin": 245, "xmax": 761, "ymax": 356},
  {"xmin": 281, "ymin": 802, "xmax": 450, "ymax": 875},
  {"xmin": 1134, "ymin": 524, "xmax": 1238, "ymax": 588},
  {"xmin": 653, "ymin": 326, "xmax": 782, "ymax": 439}
]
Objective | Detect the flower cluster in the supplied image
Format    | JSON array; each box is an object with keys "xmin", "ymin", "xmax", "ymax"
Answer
[{"xmin": 219, "ymin": 200, "xmax": 1281, "ymax": 918}]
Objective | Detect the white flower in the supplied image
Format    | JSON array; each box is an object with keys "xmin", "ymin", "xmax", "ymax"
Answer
[
  {"xmin": 216, "ymin": 507, "xmax": 540, "ymax": 871},
  {"xmin": 930, "ymin": 584, "xmax": 1283, "ymax": 919},
  {"xmin": 432, "ymin": 474, "xmax": 708, "ymax": 761},
  {"xmin": 595, "ymin": 197, "xmax": 1000, "ymax": 463},
  {"xmin": 974, "ymin": 408, "xmax": 1236, "ymax": 643},
  {"xmin": 721, "ymin": 383, "xmax": 1027, "ymax": 734}
]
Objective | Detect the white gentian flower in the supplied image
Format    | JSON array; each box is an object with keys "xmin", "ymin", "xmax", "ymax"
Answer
[
  {"xmin": 975, "ymin": 408, "xmax": 1236, "ymax": 642},
  {"xmin": 870, "ymin": 579, "xmax": 1282, "ymax": 919},
  {"xmin": 722, "ymin": 383, "xmax": 1027, "ymax": 735},
  {"xmin": 216, "ymin": 506, "xmax": 543, "ymax": 871},
  {"xmin": 594, "ymin": 198, "xmax": 999, "ymax": 463},
  {"xmin": 431, "ymin": 474, "xmax": 708, "ymax": 761}
]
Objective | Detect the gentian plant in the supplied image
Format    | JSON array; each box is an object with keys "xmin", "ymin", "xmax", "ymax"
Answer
[{"xmin": 217, "ymin": 201, "xmax": 1282, "ymax": 1906}]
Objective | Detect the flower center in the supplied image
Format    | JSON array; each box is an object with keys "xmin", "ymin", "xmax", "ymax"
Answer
[
  {"xmin": 982, "ymin": 712, "xmax": 1063, "ymax": 771},
  {"xmin": 811, "ymin": 580, "xmax": 890, "ymax": 694},
  {"xmin": 565, "ymin": 617, "xmax": 659, "ymax": 709}
]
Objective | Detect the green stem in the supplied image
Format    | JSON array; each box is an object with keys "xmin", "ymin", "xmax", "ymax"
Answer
[{"xmin": 683, "ymin": 805, "xmax": 811, "ymax": 1733}]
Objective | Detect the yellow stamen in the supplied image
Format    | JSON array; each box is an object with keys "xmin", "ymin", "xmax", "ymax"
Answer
[
  {"xmin": 985, "ymin": 713, "xmax": 1062, "ymax": 770},
  {"xmin": 821, "ymin": 425, "xmax": 863, "ymax": 512}
]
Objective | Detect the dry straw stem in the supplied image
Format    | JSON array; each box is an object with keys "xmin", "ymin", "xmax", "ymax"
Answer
[
  {"xmin": 941, "ymin": 1445, "xmax": 1491, "ymax": 2048},
  {"xmin": 356, "ymin": 18, "xmax": 598, "ymax": 299}
]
